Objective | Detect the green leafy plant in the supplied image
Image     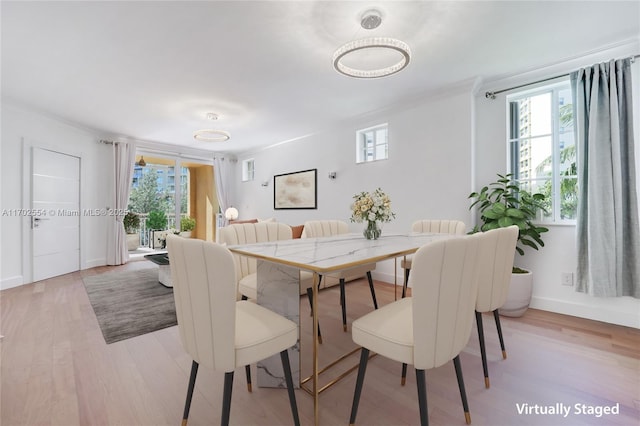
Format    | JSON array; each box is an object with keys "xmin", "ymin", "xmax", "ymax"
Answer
[
  {"xmin": 469, "ymin": 173, "xmax": 549, "ymax": 258},
  {"xmin": 180, "ymin": 216, "xmax": 196, "ymax": 232},
  {"xmin": 146, "ymin": 210, "xmax": 167, "ymax": 230},
  {"xmin": 123, "ymin": 211, "xmax": 140, "ymax": 234}
]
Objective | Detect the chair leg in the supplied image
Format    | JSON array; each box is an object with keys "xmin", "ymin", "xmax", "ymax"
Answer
[
  {"xmin": 349, "ymin": 348, "xmax": 370, "ymax": 426},
  {"xmin": 221, "ymin": 371, "xmax": 234, "ymax": 426},
  {"xmin": 493, "ymin": 309, "xmax": 507, "ymax": 359},
  {"xmin": 245, "ymin": 365, "xmax": 252, "ymax": 392},
  {"xmin": 475, "ymin": 311, "xmax": 490, "ymax": 388},
  {"xmin": 401, "ymin": 363, "xmax": 408, "ymax": 386},
  {"xmin": 305, "ymin": 287, "xmax": 323, "ymax": 344},
  {"xmin": 307, "ymin": 275, "xmax": 323, "ymax": 313},
  {"xmin": 340, "ymin": 278, "xmax": 347, "ymax": 332},
  {"xmin": 181, "ymin": 360, "xmax": 199, "ymax": 426},
  {"xmin": 307, "ymin": 274, "xmax": 322, "ymax": 317},
  {"xmin": 366, "ymin": 271, "xmax": 378, "ymax": 309},
  {"xmin": 453, "ymin": 355, "xmax": 471, "ymax": 425},
  {"xmin": 415, "ymin": 369, "xmax": 428, "ymax": 426},
  {"xmin": 402, "ymin": 268, "xmax": 411, "ymax": 298},
  {"xmin": 280, "ymin": 350, "xmax": 301, "ymax": 426}
]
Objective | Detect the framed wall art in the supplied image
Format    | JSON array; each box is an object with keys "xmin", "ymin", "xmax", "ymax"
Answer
[{"xmin": 274, "ymin": 168, "xmax": 317, "ymax": 210}]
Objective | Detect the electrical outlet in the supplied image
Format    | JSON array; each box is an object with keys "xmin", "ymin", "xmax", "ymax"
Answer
[{"xmin": 561, "ymin": 272, "xmax": 574, "ymax": 286}]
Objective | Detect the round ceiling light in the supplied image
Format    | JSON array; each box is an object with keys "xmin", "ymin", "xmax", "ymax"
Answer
[
  {"xmin": 193, "ymin": 129, "xmax": 231, "ymax": 142},
  {"xmin": 333, "ymin": 9, "xmax": 411, "ymax": 79},
  {"xmin": 332, "ymin": 37, "xmax": 411, "ymax": 78}
]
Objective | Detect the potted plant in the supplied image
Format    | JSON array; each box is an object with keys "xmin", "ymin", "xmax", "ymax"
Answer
[
  {"xmin": 146, "ymin": 210, "xmax": 168, "ymax": 248},
  {"xmin": 180, "ymin": 216, "xmax": 196, "ymax": 238},
  {"xmin": 123, "ymin": 211, "xmax": 141, "ymax": 251},
  {"xmin": 469, "ymin": 173, "xmax": 549, "ymax": 317}
]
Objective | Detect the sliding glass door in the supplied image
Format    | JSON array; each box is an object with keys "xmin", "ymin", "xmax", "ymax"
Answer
[{"xmin": 127, "ymin": 153, "xmax": 217, "ymax": 251}]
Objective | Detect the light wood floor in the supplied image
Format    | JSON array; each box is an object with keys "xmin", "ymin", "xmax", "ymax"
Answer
[{"xmin": 2, "ymin": 261, "xmax": 639, "ymax": 426}]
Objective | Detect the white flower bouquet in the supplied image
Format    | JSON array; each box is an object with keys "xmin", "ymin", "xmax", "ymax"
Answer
[
  {"xmin": 350, "ymin": 188, "xmax": 395, "ymax": 239},
  {"xmin": 350, "ymin": 188, "xmax": 395, "ymax": 224}
]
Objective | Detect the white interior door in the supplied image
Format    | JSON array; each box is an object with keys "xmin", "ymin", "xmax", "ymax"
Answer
[{"xmin": 32, "ymin": 148, "xmax": 80, "ymax": 281}]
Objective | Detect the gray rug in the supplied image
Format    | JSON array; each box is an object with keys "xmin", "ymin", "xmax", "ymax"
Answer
[{"xmin": 83, "ymin": 267, "xmax": 177, "ymax": 344}]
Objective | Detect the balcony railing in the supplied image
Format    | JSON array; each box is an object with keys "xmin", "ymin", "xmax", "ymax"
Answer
[{"xmin": 135, "ymin": 212, "xmax": 187, "ymax": 247}]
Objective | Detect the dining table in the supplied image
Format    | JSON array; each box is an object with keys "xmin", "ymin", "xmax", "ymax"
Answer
[{"xmin": 228, "ymin": 231, "xmax": 454, "ymax": 426}]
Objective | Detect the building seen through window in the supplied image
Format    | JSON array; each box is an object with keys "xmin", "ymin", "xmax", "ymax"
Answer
[{"xmin": 508, "ymin": 81, "xmax": 577, "ymax": 222}]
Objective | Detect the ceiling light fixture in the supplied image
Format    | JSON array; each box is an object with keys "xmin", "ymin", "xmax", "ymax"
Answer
[
  {"xmin": 333, "ymin": 10, "xmax": 411, "ymax": 79},
  {"xmin": 193, "ymin": 129, "xmax": 231, "ymax": 142}
]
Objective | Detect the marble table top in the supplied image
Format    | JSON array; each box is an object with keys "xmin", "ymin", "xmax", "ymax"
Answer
[{"xmin": 228, "ymin": 232, "xmax": 455, "ymax": 273}]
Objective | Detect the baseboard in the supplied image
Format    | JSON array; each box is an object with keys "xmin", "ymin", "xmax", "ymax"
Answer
[
  {"xmin": 371, "ymin": 271, "xmax": 403, "ymax": 286},
  {"xmin": 373, "ymin": 272, "xmax": 639, "ymax": 329},
  {"xmin": 530, "ymin": 296, "xmax": 640, "ymax": 329},
  {"xmin": 83, "ymin": 258, "xmax": 106, "ymax": 269},
  {"xmin": 1, "ymin": 275, "xmax": 24, "ymax": 291}
]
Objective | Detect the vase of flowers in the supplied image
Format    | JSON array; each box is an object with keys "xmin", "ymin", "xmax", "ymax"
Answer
[{"xmin": 351, "ymin": 188, "xmax": 395, "ymax": 240}]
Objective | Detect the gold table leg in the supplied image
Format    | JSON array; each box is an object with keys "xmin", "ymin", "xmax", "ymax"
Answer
[{"xmin": 312, "ymin": 272, "xmax": 319, "ymax": 426}]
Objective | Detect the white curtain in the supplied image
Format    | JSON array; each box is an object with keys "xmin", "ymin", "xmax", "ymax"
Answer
[
  {"xmin": 214, "ymin": 155, "xmax": 232, "ymax": 227},
  {"xmin": 106, "ymin": 141, "xmax": 137, "ymax": 265},
  {"xmin": 571, "ymin": 58, "xmax": 640, "ymax": 298}
]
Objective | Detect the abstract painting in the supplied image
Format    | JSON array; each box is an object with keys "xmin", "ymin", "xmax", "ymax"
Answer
[{"xmin": 274, "ymin": 169, "xmax": 317, "ymax": 209}]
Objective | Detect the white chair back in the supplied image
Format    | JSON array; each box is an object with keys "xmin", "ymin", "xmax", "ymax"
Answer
[
  {"xmin": 409, "ymin": 235, "xmax": 480, "ymax": 370},
  {"xmin": 412, "ymin": 219, "xmax": 466, "ymax": 235},
  {"xmin": 475, "ymin": 225, "xmax": 519, "ymax": 312},
  {"xmin": 218, "ymin": 222, "xmax": 292, "ymax": 281},
  {"xmin": 302, "ymin": 220, "xmax": 349, "ymax": 238},
  {"xmin": 167, "ymin": 235, "xmax": 237, "ymax": 372}
]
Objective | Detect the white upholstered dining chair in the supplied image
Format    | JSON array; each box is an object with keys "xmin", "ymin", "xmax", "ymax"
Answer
[
  {"xmin": 218, "ymin": 222, "xmax": 298, "ymax": 300},
  {"xmin": 349, "ymin": 235, "xmax": 480, "ymax": 426},
  {"xmin": 401, "ymin": 219, "xmax": 466, "ymax": 297},
  {"xmin": 474, "ymin": 225, "xmax": 519, "ymax": 388},
  {"xmin": 166, "ymin": 235, "xmax": 300, "ymax": 426},
  {"xmin": 302, "ymin": 219, "xmax": 378, "ymax": 332}
]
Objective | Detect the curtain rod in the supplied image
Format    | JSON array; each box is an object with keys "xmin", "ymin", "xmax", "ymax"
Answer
[
  {"xmin": 99, "ymin": 139, "xmax": 132, "ymax": 145},
  {"xmin": 485, "ymin": 54, "xmax": 639, "ymax": 99}
]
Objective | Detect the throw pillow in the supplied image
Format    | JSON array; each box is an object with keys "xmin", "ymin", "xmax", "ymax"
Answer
[{"xmin": 291, "ymin": 225, "xmax": 304, "ymax": 239}]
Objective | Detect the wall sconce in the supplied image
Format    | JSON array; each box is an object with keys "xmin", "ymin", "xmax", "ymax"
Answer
[{"xmin": 328, "ymin": 171, "xmax": 337, "ymax": 180}]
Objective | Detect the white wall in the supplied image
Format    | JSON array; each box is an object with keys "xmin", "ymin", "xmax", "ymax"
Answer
[
  {"xmin": 234, "ymin": 83, "xmax": 477, "ymax": 285},
  {"xmin": 233, "ymin": 45, "xmax": 640, "ymax": 329},
  {"xmin": 1, "ymin": 104, "xmax": 113, "ymax": 289},
  {"xmin": 475, "ymin": 42, "xmax": 640, "ymax": 328}
]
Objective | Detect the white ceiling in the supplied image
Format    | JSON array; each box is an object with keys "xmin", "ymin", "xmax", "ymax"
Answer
[{"xmin": 2, "ymin": 1, "xmax": 639, "ymax": 154}]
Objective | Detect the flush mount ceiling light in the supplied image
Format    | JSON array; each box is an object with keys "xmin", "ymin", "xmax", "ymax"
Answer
[
  {"xmin": 193, "ymin": 129, "xmax": 231, "ymax": 142},
  {"xmin": 333, "ymin": 10, "xmax": 411, "ymax": 79},
  {"xmin": 194, "ymin": 112, "xmax": 230, "ymax": 141}
]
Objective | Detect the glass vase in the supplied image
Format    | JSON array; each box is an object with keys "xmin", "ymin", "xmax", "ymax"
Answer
[{"xmin": 363, "ymin": 221, "xmax": 382, "ymax": 240}]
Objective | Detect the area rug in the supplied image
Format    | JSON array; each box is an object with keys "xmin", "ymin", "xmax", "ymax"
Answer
[{"xmin": 83, "ymin": 267, "xmax": 177, "ymax": 344}]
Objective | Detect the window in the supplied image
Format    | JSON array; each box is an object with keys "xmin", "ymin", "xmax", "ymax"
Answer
[
  {"xmin": 242, "ymin": 159, "xmax": 255, "ymax": 182},
  {"xmin": 356, "ymin": 123, "xmax": 388, "ymax": 163},
  {"xmin": 508, "ymin": 81, "xmax": 576, "ymax": 222}
]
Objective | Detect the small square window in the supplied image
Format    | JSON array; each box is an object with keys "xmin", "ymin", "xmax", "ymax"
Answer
[
  {"xmin": 242, "ymin": 159, "xmax": 255, "ymax": 182},
  {"xmin": 356, "ymin": 124, "xmax": 388, "ymax": 164}
]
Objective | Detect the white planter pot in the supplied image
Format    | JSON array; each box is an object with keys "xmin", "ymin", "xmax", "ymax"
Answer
[
  {"xmin": 126, "ymin": 233, "xmax": 140, "ymax": 251},
  {"xmin": 499, "ymin": 270, "xmax": 533, "ymax": 317},
  {"xmin": 180, "ymin": 231, "xmax": 192, "ymax": 238}
]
